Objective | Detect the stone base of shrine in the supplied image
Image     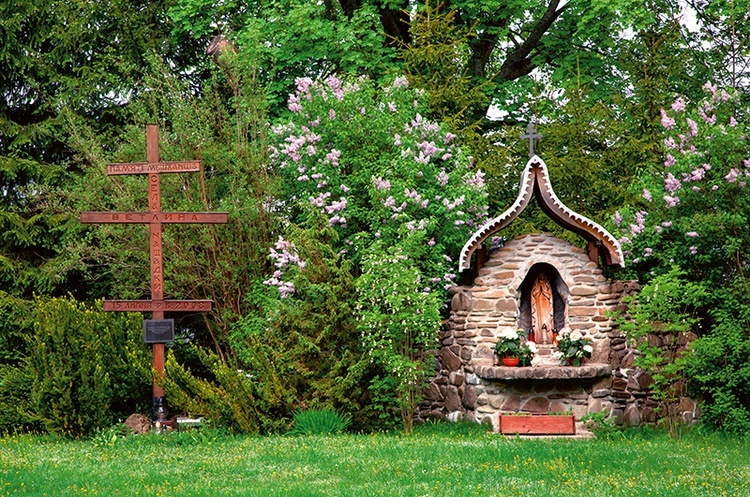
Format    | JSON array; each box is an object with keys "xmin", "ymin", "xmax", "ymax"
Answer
[{"xmin": 475, "ymin": 362, "xmax": 611, "ymax": 381}]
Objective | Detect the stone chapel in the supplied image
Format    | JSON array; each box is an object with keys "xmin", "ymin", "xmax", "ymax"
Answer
[{"xmin": 420, "ymin": 140, "xmax": 701, "ymax": 430}]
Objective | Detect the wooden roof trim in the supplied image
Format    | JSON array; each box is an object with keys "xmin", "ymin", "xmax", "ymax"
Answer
[{"xmin": 458, "ymin": 157, "xmax": 624, "ymax": 271}]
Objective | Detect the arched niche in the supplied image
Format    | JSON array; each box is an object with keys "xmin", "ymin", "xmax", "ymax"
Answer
[{"xmin": 518, "ymin": 263, "xmax": 569, "ymax": 336}]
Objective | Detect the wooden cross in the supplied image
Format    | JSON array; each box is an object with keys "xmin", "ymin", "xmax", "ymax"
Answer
[
  {"xmin": 81, "ymin": 124, "xmax": 228, "ymax": 419},
  {"xmin": 521, "ymin": 122, "xmax": 543, "ymax": 158}
]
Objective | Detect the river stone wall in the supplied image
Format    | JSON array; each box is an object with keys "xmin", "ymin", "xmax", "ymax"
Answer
[{"xmin": 420, "ymin": 233, "xmax": 701, "ymax": 430}]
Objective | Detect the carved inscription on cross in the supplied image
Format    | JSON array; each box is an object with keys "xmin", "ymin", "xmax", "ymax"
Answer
[
  {"xmin": 521, "ymin": 122, "xmax": 543, "ymax": 158},
  {"xmin": 81, "ymin": 125, "xmax": 228, "ymax": 419}
]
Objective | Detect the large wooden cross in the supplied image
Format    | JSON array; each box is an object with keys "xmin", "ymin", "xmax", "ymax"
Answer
[{"xmin": 81, "ymin": 124, "xmax": 228, "ymax": 420}]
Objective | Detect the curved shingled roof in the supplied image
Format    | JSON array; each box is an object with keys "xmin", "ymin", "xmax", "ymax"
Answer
[{"xmin": 458, "ymin": 156, "xmax": 624, "ymax": 271}]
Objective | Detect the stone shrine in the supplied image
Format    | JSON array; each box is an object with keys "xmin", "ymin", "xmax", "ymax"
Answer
[{"xmin": 421, "ymin": 143, "xmax": 700, "ymax": 430}]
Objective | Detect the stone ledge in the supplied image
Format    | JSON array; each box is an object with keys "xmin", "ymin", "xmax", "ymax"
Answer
[{"xmin": 475, "ymin": 362, "xmax": 611, "ymax": 381}]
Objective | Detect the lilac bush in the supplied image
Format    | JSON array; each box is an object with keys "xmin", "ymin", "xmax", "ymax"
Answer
[
  {"xmin": 264, "ymin": 75, "xmax": 488, "ymax": 431},
  {"xmin": 612, "ymin": 83, "xmax": 750, "ymax": 433},
  {"xmin": 614, "ymin": 81, "xmax": 749, "ymax": 278},
  {"xmin": 267, "ymin": 75, "xmax": 488, "ymax": 299}
]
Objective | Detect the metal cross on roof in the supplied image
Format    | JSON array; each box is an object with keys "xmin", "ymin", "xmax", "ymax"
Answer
[{"xmin": 521, "ymin": 122, "xmax": 543, "ymax": 158}]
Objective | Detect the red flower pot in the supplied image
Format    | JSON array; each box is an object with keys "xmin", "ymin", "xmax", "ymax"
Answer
[{"xmin": 502, "ymin": 357, "xmax": 520, "ymax": 367}]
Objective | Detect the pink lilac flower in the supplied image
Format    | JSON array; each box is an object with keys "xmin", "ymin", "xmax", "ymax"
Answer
[
  {"xmin": 297, "ymin": 175, "xmax": 309, "ymax": 181},
  {"xmin": 664, "ymin": 173, "xmax": 682, "ymax": 193},
  {"xmin": 392, "ymin": 76, "xmax": 409, "ymax": 88},
  {"xmin": 441, "ymin": 153, "xmax": 453, "ymax": 161},
  {"xmin": 654, "ymin": 225, "xmax": 663, "ymax": 233},
  {"xmin": 288, "ymin": 93, "xmax": 302, "ymax": 113},
  {"xmin": 414, "ymin": 152, "xmax": 430, "ymax": 164},
  {"xmin": 310, "ymin": 192, "xmax": 331, "ymax": 207},
  {"xmin": 388, "ymin": 102, "xmax": 397, "ymax": 112},
  {"xmin": 614, "ymin": 211, "xmax": 622, "ymax": 227},
  {"xmin": 663, "ymin": 195, "xmax": 680, "ymax": 208},
  {"xmin": 686, "ymin": 231, "xmax": 698, "ymax": 237},
  {"xmin": 329, "ymin": 214, "xmax": 346, "ymax": 226},
  {"xmin": 394, "ymin": 134, "xmax": 401, "ymax": 146},
  {"xmin": 662, "ymin": 221, "xmax": 672, "ymax": 227},
  {"xmin": 311, "ymin": 173, "xmax": 323, "ymax": 180},
  {"xmin": 686, "ymin": 118, "xmax": 699, "ymax": 137},
  {"xmin": 743, "ymin": 159, "xmax": 750, "ymax": 168},
  {"xmin": 325, "ymin": 198, "xmax": 347, "ymax": 214},
  {"xmin": 660, "ymin": 109, "xmax": 676, "ymax": 129},
  {"xmin": 329, "ymin": 109, "xmax": 336, "ymax": 121},
  {"xmin": 642, "ymin": 189, "xmax": 653, "ymax": 202},
  {"xmin": 428, "ymin": 238, "xmax": 436, "ymax": 246},
  {"xmin": 689, "ymin": 246, "xmax": 698, "ymax": 255},
  {"xmin": 664, "ymin": 137, "xmax": 677, "ymax": 149},
  {"xmin": 445, "ymin": 133, "xmax": 456, "ymax": 144},
  {"xmin": 664, "ymin": 154, "xmax": 676, "ymax": 167},
  {"xmin": 326, "ymin": 75, "xmax": 344, "ymax": 100},
  {"xmin": 712, "ymin": 185, "xmax": 719, "ymax": 190},
  {"xmin": 340, "ymin": 184, "xmax": 350, "ymax": 192},
  {"xmin": 630, "ymin": 223, "xmax": 644, "ymax": 235},
  {"xmin": 703, "ymin": 81, "xmax": 717, "ymax": 96},
  {"xmin": 725, "ymin": 169, "xmax": 740, "ymax": 183},
  {"xmin": 436, "ymin": 170, "xmax": 450, "ymax": 186},
  {"xmin": 442, "ymin": 195, "xmax": 465, "ymax": 211},
  {"xmin": 729, "ymin": 116, "xmax": 738, "ymax": 127},
  {"xmin": 698, "ymin": 106, "xmax": 716, "ymax": 124},
  {"xmin": 671, "ymin": 98, "xmax": 686, "ymax": 112},
  {"xmin": 692, "ymin": 186, "xmax": 701, "ymax": 192},
  {"xmin": 374, "ymin": 177, "xmax": 391, "ymax": 190},
  {"xmin": 467, "ymin": 170, "xmax": 486, "ymax": 188},
  {"xmin": 307, "ymin": 145, "xmax": 316, "ymax": 156},
  {"xmin": 326, "ymin": 149, "xmax": 341, "ymax": 166},
  {"xmin": 418, "ymin": 140, "xmax": 439, "ymax": 157}
]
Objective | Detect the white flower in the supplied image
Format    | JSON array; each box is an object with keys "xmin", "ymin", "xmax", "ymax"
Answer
[
  {"xmin": 583, "ymin": 344, "xmax": 594, "ymax": 354},
  {"xmin": 526, "ymin": 342, "xmax": 538, "ymax": 354},
  {"xmin": 499, "ymin": 328, "xmax": 518, "ymax": 340},
  {"xmin": 531, "ymin": 355, "xmax": 542, "ymax": 367},
  {"xmin": 569, "ymin": 330, "xmax": 583, "ymax": 341},
  {"xmin": 551, "ymin": 350, "xmax": 564, "ymax": 360},
  {"xmin": 559, "ymin": 328, "xmax": 571, "ymax": 338}
]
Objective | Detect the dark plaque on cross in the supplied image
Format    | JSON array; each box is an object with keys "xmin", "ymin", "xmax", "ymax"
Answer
[{"xmin": 81, "ymin": 124, "xmax": 228, "ymax": 422}]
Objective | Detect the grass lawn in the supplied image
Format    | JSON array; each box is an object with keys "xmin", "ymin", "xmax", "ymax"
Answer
[{"xmin": 1, "ymin": 423, "xmax": 748, "ymax": 496}]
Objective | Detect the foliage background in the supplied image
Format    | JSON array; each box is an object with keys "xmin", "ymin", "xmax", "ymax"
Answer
[{"xmin": 1, "ymin": 0, "xmax": 749, "ymax": 434}]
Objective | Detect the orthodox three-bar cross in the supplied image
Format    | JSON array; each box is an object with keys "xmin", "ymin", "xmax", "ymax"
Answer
[{"xmin": 81, "ymin": 124, "xmax": 227, "ymax": 420}]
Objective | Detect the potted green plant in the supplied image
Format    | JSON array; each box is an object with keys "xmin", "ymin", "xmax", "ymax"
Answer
[
  {"xmin": 495, "ymin": 329, "xmax": 536, "ymax": 366},
  {"xmin": 557, "ymin": 328, "xmax": 593, "ymax": 366}
]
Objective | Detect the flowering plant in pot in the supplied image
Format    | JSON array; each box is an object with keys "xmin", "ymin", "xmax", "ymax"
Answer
[
  {"xmin": 495, "ymin": 329, "xmax": 536, "ymax": 366},
  {"xmin": 557, "ymin": 328, "xmax": 593, "ymax": 366}
]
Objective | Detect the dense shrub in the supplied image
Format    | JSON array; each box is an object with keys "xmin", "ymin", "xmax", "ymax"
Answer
[{"xmin": 0, "ymin": 297, "xmax": 150, "ymax": 436}]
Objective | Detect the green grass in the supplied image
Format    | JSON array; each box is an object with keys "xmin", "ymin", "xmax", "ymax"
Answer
[{"xmin": 1, "ymin": 424, "xmax": 749, "ymax": 496}]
